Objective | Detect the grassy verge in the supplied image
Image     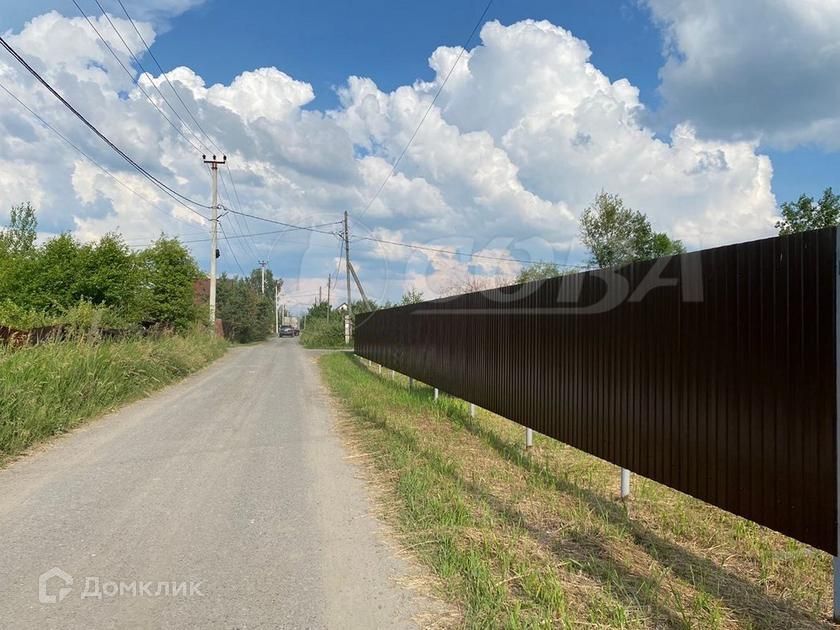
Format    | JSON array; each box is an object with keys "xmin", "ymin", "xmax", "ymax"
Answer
[
  {"xmin": 320, "ymin": 352, "xmax": 833, "ymax": 629},
  {"xmin": 0, "ymin": 331, "xmax": 227, "ymax": 461},
  {"xmin": 300, "ymin": 316, "xmax": 351, "ymax": 349}
]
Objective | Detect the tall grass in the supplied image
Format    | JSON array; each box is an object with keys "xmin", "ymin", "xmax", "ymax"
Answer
[
  {"xmin": 321, "ymin": 352, "xmax": 833, "ymax": 629},
  {"xmin": 0, "ymin": 331, "xmax": 227, "ymax": 460},
  {"xmin": 300, "ymin": 316, "xmax": 350, "ymax": 349}
]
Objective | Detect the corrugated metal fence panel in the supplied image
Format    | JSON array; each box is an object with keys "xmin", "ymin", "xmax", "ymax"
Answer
[{"xmin": 354, "ymin": 229, "xmax": 838, "ymax": 554}]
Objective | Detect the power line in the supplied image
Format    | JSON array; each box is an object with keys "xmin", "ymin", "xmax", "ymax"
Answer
[
  {"xmin": 217, "ymin": 169, "xmax": 259, "ymax": 265},
  {"xmin": 0, "ymin": 34, "xmax": 211, "ymax": 217},
  {"xmin": 355, "ymin": 0, "xmax": 493, "ymax": 221},
  {"xmin": 91, "ymin": 0, "xmax": 210, "ymax": 154},
  {"xmin": 0, "ymin": 77, "xmax": 202, "ymax": 231},
  {"xmin": 220, "ymin": 206, "xmax": 342, "ymax": 236},
  {"xmin": 110, "ymin": 0, "xmax": 266, "ymax": 266},
  {"xmin": 71, "ymin": 0, "xmax": 204, "ymax": 154},
  {"xmin": 115, "ymin": 0, "xmax": 222, "ymax": 155},
  {"xmin": 218, "ymin": 168, "xmax": 260, "ymax": 264},
  {"xmin": 218, "ymin": 221, "xmax": 246, "ymax": 277},
  {"xmin": 220, "ymin": 165, "xmax": 260, "ymax": 261},
  {"xmin": 357, "ymin": 234, "xmax": 590, "ymax": 268}
]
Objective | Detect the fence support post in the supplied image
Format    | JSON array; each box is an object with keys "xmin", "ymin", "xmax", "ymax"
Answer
[
  {"xmin": 525, "ymin": 427, "xmax": 533, "ymax": 448},
  {"xmin": 378, "ymin": 364, "xmax": 382, "ymax": 375},
  {"xmin": 470, "ymin": 403, "xmax": 475, "ymax": 418},
  {"xmin": 834, "ymin": 557, "xmax": 840, "ymax": 623},
  {"xmin": 408, "ymin": 377, "xmax": 413, "ymax": 390},
  {"xmin": 391, "ymin": 369, "xmax": 395, "ymax": 380},
  {"xmin": 834, "ymin": 236, "xmax": 840, "ymax": 623},
  {"xmin": 620, "ymin": 468, "xmax": 631, "ymax": 499},
  {"xmin": 434, "ymin": 388, "xmax": 439, "ymax": 402}
]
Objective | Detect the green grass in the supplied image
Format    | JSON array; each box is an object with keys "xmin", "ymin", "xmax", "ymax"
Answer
[
  {"xmin": 300, "ymin": 316, "xmax": 351, "ymax": 349},
  {"xmin": 320, "ymin": 352, "xmax": 834, "ymax": 629},
  {"xmin": 0, "ymin": 331, "xmax": 227, "ymax": 461}
]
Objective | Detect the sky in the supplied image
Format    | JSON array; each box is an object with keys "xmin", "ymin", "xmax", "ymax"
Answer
[{"xmin": 1, "ymin": 0, "xmax": 839, "ymax": 312}]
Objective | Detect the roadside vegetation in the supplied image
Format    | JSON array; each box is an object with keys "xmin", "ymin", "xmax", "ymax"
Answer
[
  {"xmin": 0, "ymin": 330, "xmax": 226, "ymax": 462},
  {"xmin": 321, "ymin": 352, "xmax": 832, "ymax": 629},
  {"xmin": 0, "ymin": 202, "xmax": 275, "ymax": 342},
  {"xmin": 301, "ymin": 287, "xmax": 425, "ymax": 349},
  {"xmin": 0, "ymin": 203, "xmax": 272, "ymax": 461},
  {"xmin": 299, "ymin": 302, "xmax": 348, "ymax": 349}
]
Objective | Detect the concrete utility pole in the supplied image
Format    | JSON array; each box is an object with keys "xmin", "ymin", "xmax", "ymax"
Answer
[
  {"xmin": 327, "ymin": 274, "xmax": 331, "ymax": 322},
  {"xmin": 274, "ymin": 281, "xmax": 280, "ymax": 336},
  {"xmin": 344, "ymin": 211, "xmax": 352, "ymax": 344},
  {"xmin": 319, "ymin": 286, "xmax": 322, "ymax": 304},
  {"xmin": 203, "ymin": 154, "xmax": 226, "ymax": 330},
  {"xmin": 259, "ymin": 260, "xmax": 267, "ymax": 295}
]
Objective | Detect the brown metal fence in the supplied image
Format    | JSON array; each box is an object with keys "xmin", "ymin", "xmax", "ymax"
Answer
[{"xmin": 354, "ymin": 228, "xmax": 838, "ymax": 554}]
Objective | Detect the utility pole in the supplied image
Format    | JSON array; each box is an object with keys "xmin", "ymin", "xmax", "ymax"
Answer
[
  {"xmin": 203, "ymin": 154, "xmax": 226, "ymax": 331},
  {"xmin": 274, "ymin": 281, "xmax": 280, "ymax": 336},
  {"xmin": 259, "ymin": 260, "xmax": 267, "ymax": 295},
  {"xmin": 327, "ymin": 273, "xmax": 331, "ymax": 322},
  {"xmin": 344, "ymin": 211, "xmax": 352, "ymax": 344},
  {"xmin": 319, "ymin": 286, "xmax": 322, "ymax": 305}
]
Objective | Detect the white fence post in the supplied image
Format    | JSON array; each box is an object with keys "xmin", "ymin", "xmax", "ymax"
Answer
[
  {"xmin": 434, "ymin": 388, "xmax": 439, "ymax": 401},
  {"xmin": 469, "ymin": 403, "xmax": 475, "ymax": 418},
  {"xmin": 620, "ymin": 468, "xmax": 631, "ymax": 499},
  {"xmin": 391, "ymin": 369, "xmax": 395, "ymax": 380},
  {"xmin": 378, "ymin": 364, "xmax": 382, "ymax": 375},
  {"xmin": 525, "ymin": 427, "xmax": 533, "ymax": 448}
]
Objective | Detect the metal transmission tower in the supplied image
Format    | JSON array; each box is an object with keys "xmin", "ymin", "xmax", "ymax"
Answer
[{"xmin": 203, "ymin": 154, "xmax": 226, "ymax": 329}]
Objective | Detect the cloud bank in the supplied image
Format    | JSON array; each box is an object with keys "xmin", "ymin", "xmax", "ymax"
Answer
[{"xmin": 0, "ymin": 12, "xmax": 779, "ymax": 305}]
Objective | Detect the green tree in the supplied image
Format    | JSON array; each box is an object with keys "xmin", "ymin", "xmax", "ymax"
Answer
[
  {"xmin": 515, "ymin": 262, "xmax": 562, "ymax": 283},
  {"xmin": 246, "ymin": 266, "xmax": 281, "ymax": 296},
  {"xmin": 579, "ymin": 192, "xmax": 684, "ymax": 267},
  {"xmin": 136, "ymin": 237, "xmax": 201, "ymax": 330},
  {"xmin": 775, "ymin": 187, "xmax": 840, "ymax": 235},
  {"xmin": 76, "ymin": 234, "xmax": 139, "ymax": 314},
  {"xmin": 0, "ymin": 202, "xmax": 38, "ymax": 255},
  {"xmin": 25, "ymin": 233, "xmax": 84, "ymax": 312},
  {"xmin": 216, "ymin": 273, "xmax": 275, "ymax": 342},
  {"xmin": 400, "ymin": 287, "xmax": 424, "ymax": 304}
]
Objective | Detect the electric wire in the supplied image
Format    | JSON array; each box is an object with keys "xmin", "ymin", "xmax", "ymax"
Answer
[
  {"xmin": 220, "ymin": 207, "xmax": 342, "ymax": 236},
  {"xmin": 0, "ymin": 77, "xmax": 204, "ymax": 231},
  {"xmin": 71, "ymin": 0, "xmax": 203, "ymax": 154},
  {"xmin": 0, "ymin": 34, "xmax": 211, "ymax": 216},
  {"xmin": 218, "ymin": 220, "xmax": 246, "ymax": 277},
  {"xmin": 216, "ymin": 170, "xmax": 259, "ymax": 266},
  {"xmin": 115, "ymin": 0, "xmax": 222, "ymax": 154},
  {"xmin": 355, "ymin": 0, "xmax": 493, "ymax": 221},
  {"xmin": 91, "ymin": 0, "xmax": 211, "ymax": 154},
  {"xmin": 357, "ymin": 234, "xmax": 590, "ymax": 268}
]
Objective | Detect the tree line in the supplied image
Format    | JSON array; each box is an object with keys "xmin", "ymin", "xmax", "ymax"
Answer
[{"xmin": 0, "ymin": 203, "xmax": 277, "ymax": 342}]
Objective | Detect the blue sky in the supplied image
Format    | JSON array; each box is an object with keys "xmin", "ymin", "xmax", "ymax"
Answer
[
  {"xmin": 144, "ymin": 0, "xmax": 836, "ymax": 204},
  {"xmin": 1, "ymin": 0, "xmax": 839, "ymax": 308},
  {"xmin": 4, "ymin": 0, "xmax": 834, "ymax": 204}
]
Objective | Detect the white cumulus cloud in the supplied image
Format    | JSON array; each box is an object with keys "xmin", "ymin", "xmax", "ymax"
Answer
[
  {"xmin": 645, "ymin": 0, "xmax": 840, "ymax": 149},
  {"xmin": 0, "ymin": 13, "xmax": 779, "ymax": 306}
]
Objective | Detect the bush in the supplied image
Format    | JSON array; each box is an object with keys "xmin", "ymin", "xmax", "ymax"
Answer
[{"xmin": 301, "ymin": 315, "xmax": 349, "ymax": 349}]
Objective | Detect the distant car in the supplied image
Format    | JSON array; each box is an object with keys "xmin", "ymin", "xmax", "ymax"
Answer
[{"xmin": 279, "ymin": 325, "xmax": 295, "ymax": 338}]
